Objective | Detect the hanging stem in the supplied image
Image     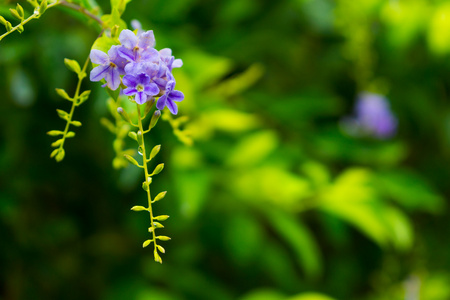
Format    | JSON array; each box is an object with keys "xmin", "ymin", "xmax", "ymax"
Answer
[
  {"xmin": 55, "ymin": 55, "xmax": 90, "ymax": 160},
  {"xmin": 136, "ymin": 104, "xmax": 159, "ymax": 255}
]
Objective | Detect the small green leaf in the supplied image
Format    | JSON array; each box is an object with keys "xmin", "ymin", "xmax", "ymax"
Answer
[
  {"xmin": 156, "ymin": 245, "xmax": 165, "ymax": 253},
  {"xmin": 39, "ymin": 0, "xmax": 47, "ymax": 15},
  {"xmin": 17, "ymin": 25, "xmax": 24, "ymax": 33},
  {"xmin": 131, "ymin": 206, "xmax": 147, "ymax": 211},
  {"xmin": 149, "ymin": 145, "xmax": 161, "ymax": 161},
  {"xmin": 143, "ymin": 240, "xmax": 152, "ymax": 248},
  {"xmin": 153, "ymin": 222, "xmax": 164, "ymax": 228},
  {"xmin": 137, "ymin": 130, "xmax": 143, "ymax": 145},
  {"xmin": 154, "ymin": 215, "xmax": 170, "ymax": 221},
  {"xmin": 123, "ymin": 154, "xmax": 139, "ymax": 166},
  {"xmin": 153, "ymin": 191, "xmax": 167, "ymax": 202},
  {"xmin": 27, "ymin": 0, "xmax": 39, "ymax": 8},
  {"xmin": 78, "ymin": 90, "xmax": 91, "ymax": 105},
  {"xmin": 64, "ymin": 58, "xmax": 81, "ymax": 74},
  {"xmin": 9, "ymin": 8, "xmax": 22, "ymax": 21},
  {"xmin": 0, "ymin": 16, "xmax": 6, "ymax": 26},
  {"xmin": 149, "ymin": 110, "xmax": 161, "ymax": 129},
  {"xmin": 56, "ymin": 109, "xmax": 69, "ymax": 120},
  {"xmin": 51, "ymin": 139, "xmax": 63, "ymax": 147},
  {"xmin": 154, "ymin": 249, "xmax": 162, "ymax": 263},
  {"xmin": 6, "ymin": 21, "xmax": 12, "ymax": 32},
  {"xmin": 142, "ymin": 181, "xmax": 149, "ymax": 191},
  {"xmin": 156, "ymin": 236, "xmax": 171, "ymax": 241},
  {"xmin": 50, "ymin": 148, "xmax": 59, "ymax": 158},
  {"xmin": 151, "ymin": 163, "xmax": 164, "ymax": 176},
  {"xmin": 47, "ymin": 130, "xmax": 64, "ymax": 136},
  {"xmin": 65, "ymin": 131, "xmax": 76, "ymax": 138},
  {"xmin": 128, "ymin": 131, "xmax": 137, "ymax": 141},
  {"xmin": 71, "ymin": 121, "xmax": 82, "ymax": 127},
  {"xmin": 117, "ymin": 107, "xmax": 131, "ymax": 124},
  {"xmin": 100, "ymin": 118, "xmax": 116, "ymax": 133},
  {"xmin": 16, "ymin": 4, "xmax": 24, "ymax": 19},
  {"xmin": 55, "ymin": 148, "xmax": 65, "ymax": 162},
  {"xmin": 55, "ymin": 88, "xmax": 72, "ymax": 101}
]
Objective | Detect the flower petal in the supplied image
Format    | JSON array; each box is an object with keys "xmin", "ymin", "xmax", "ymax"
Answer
[
  {"xmin": 144, "ymin": 83, "xmax": 159, "ymax": 96},
  {"xmin": 166, "ymin": 98, "xmax": 178, "ymax": 115},
  {"xmin": 169, "ymin": 90, "xmax": 184, "ymax": 102},
  {"xmin": 90, "ymin": 49, "xmax": 109, "ymax": 65},
  {"xmin": 90, "ymin": 65, "xmax": 110, "ymax": 82},
  {"xmin": 159, "ymin": 48, "xmax": 172, "ymax": 57},
  {"xmin": 106, "ymin": 67, "xmax": 121, "ymax": 90},
  {"xmin": 135, "ymin": 91, "xmax": 147, "ymax": 104},
  {"xmin": 123, "ymin": 75, "xmax": 137, "ymax": 88},
  {"xmin": 172, "ymin": 58, "xmax": 183, "ymax": 68},
  {"xmin": 138, "ymin": 30, "xmax": 155, "ymax": 49},
  {"xmin": 123, "ymin": 87, "xmax": 137, "ymax": 96},
  {"xmin": 156, "ymin": 94, "xmax": 167, "ymax": 110},
  {"xmin": 119, "ymin": 29, "xmax": 137, "ymax": 49},
  {"xmin": 136, "ymin": 73, "xmax": 150, "ymax": 85},
  {"xmin": 165, "ymin": 80, "xmax": 175, "ymax": 93},
  {"xmin": 140, "ymin": 48, "xmax": 159, "ymax": 62},
  {"xmin": 118, "ymin": 47, "xmax": 136, "ymax": 62}
]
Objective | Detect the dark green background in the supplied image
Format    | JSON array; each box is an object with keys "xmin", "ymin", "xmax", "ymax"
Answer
[{"xmin": 0, "ymin": 0, "xmax": 449, "ymax": 299}]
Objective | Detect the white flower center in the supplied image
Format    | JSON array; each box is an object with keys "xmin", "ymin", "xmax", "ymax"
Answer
[{"xmin": 136, "ymin": 84, "xmax": 144, "ymax": 92}]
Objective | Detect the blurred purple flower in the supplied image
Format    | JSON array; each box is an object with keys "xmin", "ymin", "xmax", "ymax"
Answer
[{"xmin": 341, "ymin": 92, "xmax": 397, "ymax": 139}]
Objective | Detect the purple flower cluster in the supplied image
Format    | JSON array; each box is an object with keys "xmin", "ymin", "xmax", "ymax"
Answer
[
  {"xmin": 90, "ymin": 28, "xmax": 184, "ymax": 114},
  {"xmin": 341, "ymin": 92, "xmax": 397, "ymax": 139}
]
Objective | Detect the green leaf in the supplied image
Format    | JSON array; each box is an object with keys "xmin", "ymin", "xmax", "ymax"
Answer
[
  {"xmin": 151, "ymin": 163, "xmax": 164, "ymax": 175},
  {"xmin": 71, "ymin": 121, "xmax": 82, "ymax": 127},
  {"xmin": 51, "ymin": 139, "xmax": 63, "ymax": 147},
  {"xmin": 65, "ymin": 131, "xmax": 76, "ymax": 138},
  {"xmin": 130, "ymin": 206, "xmax": 147, "ymax": 211},
  {"xmin": 263, "ymin": 208, "xmax": 322, "ymax": 279},
  {"xmin": 47, "ymin": 130, "xmax": 64, "ymax": 136},
  {"xmin": 55, "ymin": 148, "xmax": 65, "ymax": 162},
  {"xmin": 78, "ymin": 90, "xmax": 91, "ymax": 105},
  {"xmin": 56, "ymin": 109, "xmax": 69, "ymax": 120},
  {"xmin": 64, "ymin": 58, "xmax": 81, "ymax": 74},
  {"xmin": 149, "ymin": 145, "xmax": 161, "ymax": 161},
  {"xmin": 55, "ymin": 88, "xmax": 72, "ymax": 101},
  {"xmin": 101, "ymin": 7, "xmax": 126, "ymax": 31},
  {"xmin": 110, "ymin": 0, "xmax": 132, "ymax": 16},
  {"xmin": 91, "ymin": 34, "xmax": 117, "ymax": 55},
  {"xmin": 153, "ymin": 191, "xmax": 167, "ymax": 202},
  {"xmin": 100, "ymin": 118, "xmax": 116, "ymax": 133},
  {"xmin": 154, "ymin": 215, "xmax": 170, "ymax": 221},
  {"xmin": 50, "ymin": 148, "xmax": 59, "ymax": 158},
  {"xmin": 226, "ymin": 130, "xmax": 278, "ymax": 167},
  {"xmin": 123, "ymin": 154, "xmax": 139, "ymax": 166}
]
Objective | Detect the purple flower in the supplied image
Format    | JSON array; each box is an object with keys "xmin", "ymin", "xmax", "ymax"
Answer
[
  {"xmin": 156, "ymin": 80, "xmax": 184, "ymax": 115},
  {"xmin": 90, "ymin": 46, "xmax": 127, "ymax": 90},
  {"xmin": 123, "ymin": 73, "xmax": 159, "ymax": 104},
  {"xmin": 342, "ymin": 92, "xmax": 397, "ymax": 139},
  {"xmin": 118, "ymin": 29, "xmax": 158, "ymax": 63},
  {"xmin": 159, "ymin": 48, "xmax": 183, "ymax": 71}
]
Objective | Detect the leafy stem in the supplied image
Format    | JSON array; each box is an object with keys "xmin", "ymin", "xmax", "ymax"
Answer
[
  {"xmin": 136, "ymin": 104, "xmax": 160, "ymax": 260},
  {"xmin": 0, "ymin": 1, "xmax": 59, "ymax": 41},
  {"xmin": 49, "ymin": 55, "xmax": 90, "ymax": 161},
  {"xmin": 0, "ymin": 0, "xmax": 104, "ymax": 42}
]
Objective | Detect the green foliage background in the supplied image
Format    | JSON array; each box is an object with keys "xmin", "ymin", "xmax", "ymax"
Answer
[{"xmin": 0, "ymin": 0, "xmax": 450, "ymax": 299}]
